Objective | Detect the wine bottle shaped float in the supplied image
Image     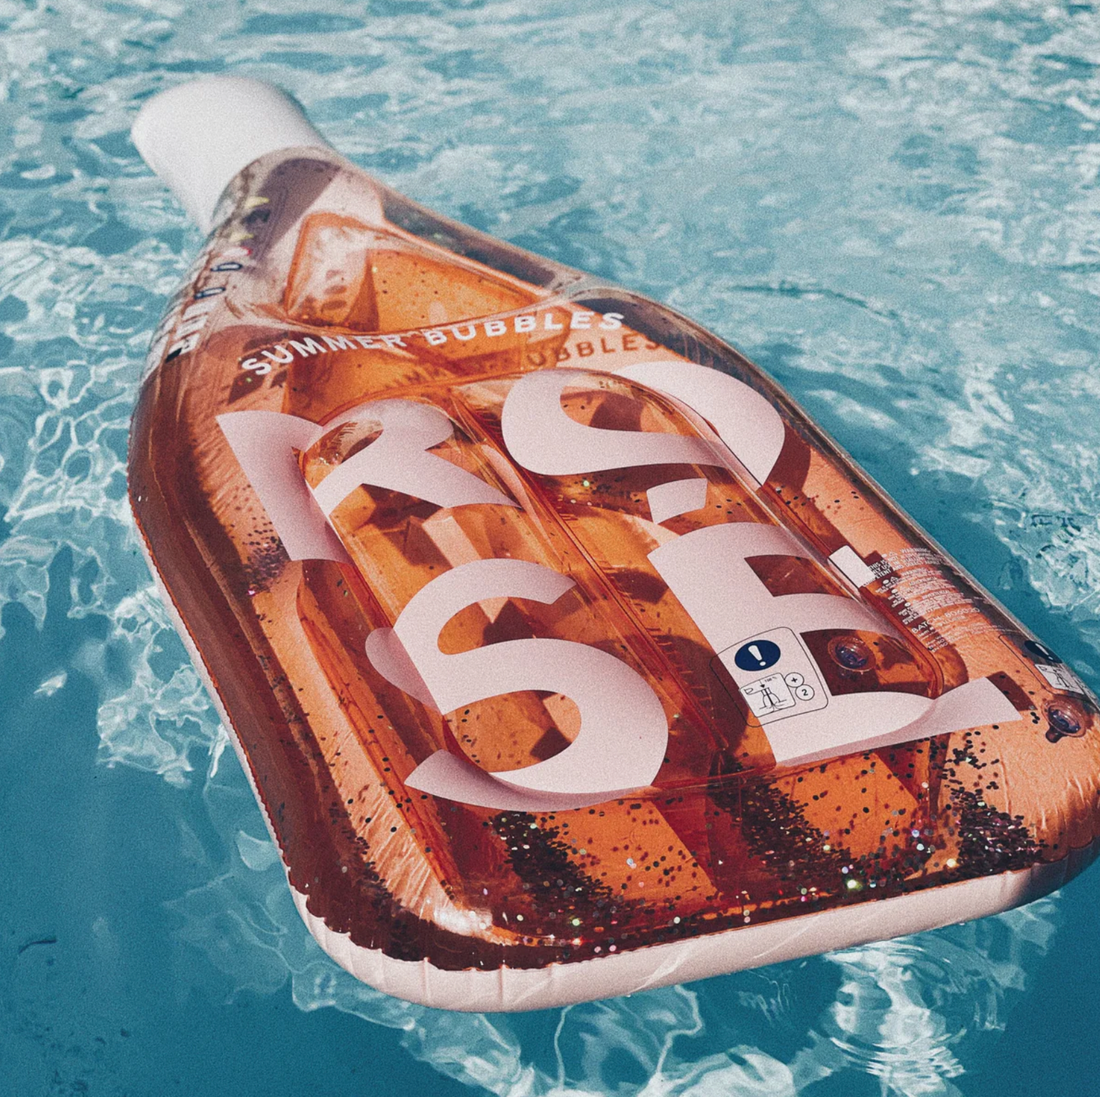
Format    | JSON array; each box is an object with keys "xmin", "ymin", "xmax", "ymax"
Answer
[{"xmin": 129, "ymin": 77, "xmax": 1100, "ymax": 1011}]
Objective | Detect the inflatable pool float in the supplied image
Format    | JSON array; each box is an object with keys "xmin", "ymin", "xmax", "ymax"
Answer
[{"xmin": 128, "ymin": 76, "xmax": 1100, "ymax": 1011}]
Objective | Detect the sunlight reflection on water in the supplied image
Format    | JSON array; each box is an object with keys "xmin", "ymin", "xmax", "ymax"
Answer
[{"xmin": 3, "ymin": 0, "xmax": 1100, "ymax": 1093}]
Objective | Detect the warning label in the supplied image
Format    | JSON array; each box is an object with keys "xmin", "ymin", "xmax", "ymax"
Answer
[{"xmin": 870, "ymin": 547, "xmax": 1001, "ymax": 652}]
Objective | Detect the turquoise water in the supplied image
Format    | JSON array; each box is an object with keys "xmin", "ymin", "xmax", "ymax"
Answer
[{"xmin": 3, "ymin": 1, "xmax": 1100, "ymax": 1093}]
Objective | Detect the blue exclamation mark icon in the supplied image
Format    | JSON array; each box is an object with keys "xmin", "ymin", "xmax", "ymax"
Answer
[{"xmin": 733, "ymin": 639, "xmax": 781, "ymax": 672}]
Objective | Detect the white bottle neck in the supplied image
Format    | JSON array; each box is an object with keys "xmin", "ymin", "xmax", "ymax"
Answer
[{"xmin": 132, "ymin": 76, "xmax": 333, "ymax": 233}]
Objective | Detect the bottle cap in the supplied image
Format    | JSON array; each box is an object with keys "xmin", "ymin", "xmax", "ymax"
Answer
[{"xmin": 132, "ymin": 76, "xmax": 332, "ymax": 232}]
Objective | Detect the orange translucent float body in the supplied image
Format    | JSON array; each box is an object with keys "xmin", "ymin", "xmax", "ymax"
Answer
[{"xmin": 130, "ymin": 106, "xmax": 1100, "ymax": 1011}]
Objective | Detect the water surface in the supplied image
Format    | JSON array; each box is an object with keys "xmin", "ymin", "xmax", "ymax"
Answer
[{"xmin": 2, "ymin": 1, "xmax": 1100, "ymax": 1094}]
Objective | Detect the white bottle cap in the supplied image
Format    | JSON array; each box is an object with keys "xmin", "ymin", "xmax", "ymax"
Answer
[{"xmin": 132, "ymin": 76, "xmax": 333, "ymax": 232}]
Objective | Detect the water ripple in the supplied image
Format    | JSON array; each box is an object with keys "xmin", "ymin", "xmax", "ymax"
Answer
[{"xmin": 2, "ymin": 0, "xmax": 1098, "ymax": 1093}]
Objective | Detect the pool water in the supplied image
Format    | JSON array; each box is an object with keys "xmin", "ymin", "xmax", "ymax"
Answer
[{"xmin": 3, "ymin": 1, "xmax": 1100, "ymax": 1093}]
